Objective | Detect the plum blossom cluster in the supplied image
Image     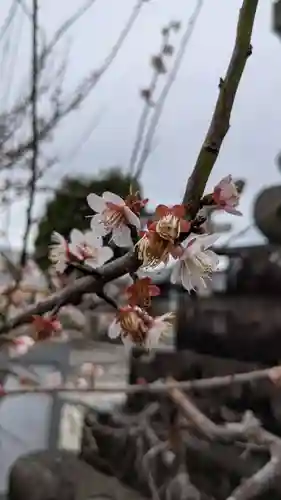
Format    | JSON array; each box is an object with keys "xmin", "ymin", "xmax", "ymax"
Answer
[{"xmin": 8, "ymin": 175, "xmax": 240, "ymax": 358}]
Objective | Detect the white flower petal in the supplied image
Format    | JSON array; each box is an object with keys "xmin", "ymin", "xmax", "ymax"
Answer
[
  {"xmin": 68, "ymin": 242, "xmax": 80, "ymax": 259},
  {"xmin": 108, "ymin": 320, "xmax": 121, "ymax": 339},
  {"xmin": 170, "ymin": 262, "xmax": 181, "ymax": 285},
  {"xmin": 112, "ymin": 225, "xmax": 133, "ymax": 248},
  {"xmin": 51, "ymin": 231, "xmax": 65, "ymax": 244},
  {"xmin": 70, "ymin": 229, "xmax": 84, "ymax": 245},
  {"xmin": 97, "ymin": 246, "xmax": 113, "ymax": 265},
  {"xmin": 123, "ymin": 206, "xmax": 141, "ymax": 229},
  {"xmin": 90, "ymin": 214, "xmax": 109, "ymax": 236},
  {"xmin": 84, "ymin": 230, "xmax": 102, "ymax": 247},
  {"xmin": 146, "ymin": 325, "xmax": 162, "ymax": 349},
  {"xmin": 180, "ymin": 265, "xmax": 193, "ymax": 292},
  {"xmin": 87, "ymin": 193, "xmax": 106, "ymax": 213},
  {"xmin": 121, "ymin": 334, "xmax": 134, "ymax": 351},
  {"xmin": 199, "ymin": 233, "xmax": 219, "ymax": 249},
  {"xmin": 103, "ymin": 192, "xmax": 124, "ymax": 205}
]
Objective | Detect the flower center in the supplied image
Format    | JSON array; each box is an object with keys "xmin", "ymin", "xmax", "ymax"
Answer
[
  {"xmin": 193, "ymin": 253, "xmax": 213, "ymax": 274},
  {"xmin": 77, "ymin": 243, "xmax": 97, "ymax": 261},
  {"xmin": 156, "ymin": 214, "xmax": 180, "ymax": 242},
  {"xmin": 102, "ymin": 202, "xmax": 126, "ymax": 229},
  {"xmin": 136, "ymin": 232, "xmax": 172, "ymax": 267}
]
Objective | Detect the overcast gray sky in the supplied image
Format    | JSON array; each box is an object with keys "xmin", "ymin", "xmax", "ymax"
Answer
[{"xmin": 0, "ymin": 0, "xmax": 280, "ymax": 249}]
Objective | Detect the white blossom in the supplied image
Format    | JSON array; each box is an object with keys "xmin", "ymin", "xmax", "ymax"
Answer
[
  {"xmin": 108, "ymin": 306, "xmax": 174, "ymax": 351},
  {"xmin": 68, "ymin": 229, "xmax": 113, "ymax": 268},
  {"xmin": 213, "ymin": 175, "xmax": 242, "ymax": 215},
  {"xmin": 87, "ymin": 191, "xmax": 140, "ymax": 248},
  {"xmin": 170, "ymin": 233, "xmax": 219, "ymax": 293}
]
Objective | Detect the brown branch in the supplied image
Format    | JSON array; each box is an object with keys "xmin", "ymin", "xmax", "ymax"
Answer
[
  {"xmin": 0, "ymin": 251, "xmax": 139, "ymax": 334},
  {"xmin": 226, "ymin": 446, "xmax": 281, "ymax": 500},
  {"xmin": 167, "ymin": 380, "xmax": 281, "ymax": 448},
  {"xmin": 182, "ymin": 0, "xmax": 259, "ymax": 213},
  {"xmin": 0, "ymin": 364, "xmax": 279, "ymax": 395}
]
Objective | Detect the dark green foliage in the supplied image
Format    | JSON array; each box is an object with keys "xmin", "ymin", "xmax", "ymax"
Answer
[{"xmin": 34, "ymin": 168, "xmax": 142, "ymax": 271}]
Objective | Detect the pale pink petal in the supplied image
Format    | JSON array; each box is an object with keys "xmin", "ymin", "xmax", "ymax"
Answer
[
  {"xmin": 87, "ymin": 193, "xmax": 106, "ymax": 213},
  {"xmin": 112, "ymin": 225, "xmax": 133, "ymax": 248},
  {"xmin": 103, "ymin": 192, "xmax": 124, "ymax": 205},
  {"xmin": 108, "ymin": 320, "xmax": 121, "ymax": 339},
  {"xmin": 123, "ymin": 206, "xmax": 141, "ymax": 229}
]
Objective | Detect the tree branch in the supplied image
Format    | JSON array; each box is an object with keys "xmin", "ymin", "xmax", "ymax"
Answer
[
  {"xmin": 226, "ymin": 446, "xmax": 281, "ymax": 500},
  {"xmin": 182, "ymin": 0, "xmax": 259, "ymax": 214}
]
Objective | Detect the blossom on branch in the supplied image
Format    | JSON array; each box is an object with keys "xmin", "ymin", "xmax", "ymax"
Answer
[
  {"xmin": 126, "ymin": 277, "xmax": 160, "ymax": 307},
  {"xmin": 153, "ymin": 204, "xmax": 190, "ymax": 241},
  {"xmin": 32, "ymin": 314, "xmax": 62, "ymax": 341},
  {"xmin": 212, "ymin": 175, "xmax": 242, "ymax": 215},
  {"xmin": 108, "ymin": 305, "xmax": 174, "ymax": 350},
  {"xmin": 49, "ymin": 232, "xmax": 69, "ymax": 273},
  {"xmin": 170, "ymin": 233, "xmax": 219, "ymax": 293},
  {"xmin": 87, "ymin": 191, "xmax": 141, "ymax": 247},
  {"xmin": 68, "ymin": 229, "xmax": 113, "ymax": 268}
]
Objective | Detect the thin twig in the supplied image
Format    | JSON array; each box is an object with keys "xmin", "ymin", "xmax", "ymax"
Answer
[
  {"xmin": 0, "ymin": 364, "xmax": 278, "ymax": 396},
  {"xmin": 20, "ymin": 0, "xmax": 39, "ymax": 268},
  {"xmin": 133, "ymin": 0, "xmax": 204, "ymax": 181}
]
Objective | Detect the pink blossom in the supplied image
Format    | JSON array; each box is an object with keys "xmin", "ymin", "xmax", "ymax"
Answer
[{"xmin": 213, "ymin": 175, "xmax": 242, "ymax": 215}]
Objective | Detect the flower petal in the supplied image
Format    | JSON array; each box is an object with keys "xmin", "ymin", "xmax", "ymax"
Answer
[
  {"xmin": 224, "ymin": 206, "xmax": 242, "ymax": 216},
  {"xmin": 97, "ymin": 246, "xmax": 114, "ymax": 265},
  {"xmin": 103, "ymin": 192, "xmax": 124, "ymax": 205},
  {"xmin": 180, "ymin": 265, "xmax": 194, "ymax": 292},
  {"xmin": 84, "ymin": 230, "xmax": 103, "ymax": 247},
  {"xmin": 112, "ymin": 225, "xmax": 133, "ymax": 248},
  {"xmin": 123, "ymin": 206, "xmax": 141, "ymax": 229},
  {"xmin": 108, "ymin": 320, "xmax": 121, "ymax": 339},
  {"xmin": 51, "ymin": 231, "xmax": 65, "ymax": 245},
  {"xmin": 121, "ymin": 334, "xmax": 134, "ymax": 351},
  {"xmin": 87, "ymin": 193, "xmax": 106, "ymax": 213},
  {"xmin": 90, "ymin": 214, "xmax": 109, "ymax": 236},
  {"xmin": 70, "ymin": 229, "xmax": 84, "ymax": 245},
  {"xmin": 170, "ymin": 262, "xmax": 181, "ymax": 285}
]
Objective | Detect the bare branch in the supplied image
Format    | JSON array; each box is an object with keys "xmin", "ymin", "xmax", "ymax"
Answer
[
  {"xmin": 226, "ymin": 447, "xmax": 281, "ymax": 500},
  {"xmin": 182, "ymin": 0, "xmax": 259, "ymax": 213},
  {"xmin": 20, "ymin": 0, "xmax": 39, "ymax": 268},
  {"xmin": 0, "ymin": 364, "xmax": 278, "ymax": 395}
]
